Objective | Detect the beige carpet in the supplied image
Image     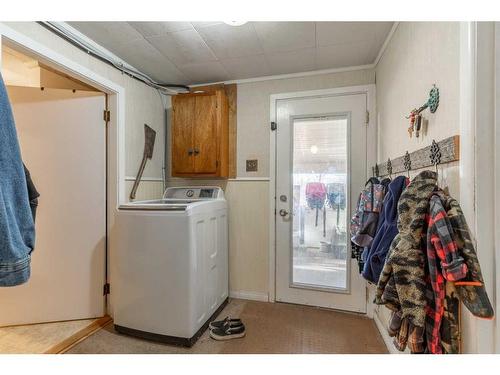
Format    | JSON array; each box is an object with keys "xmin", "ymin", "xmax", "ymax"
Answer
[
  {"xmin": 0, "ymin": 318, "xmax": 98, "ymax": 354},
  {"xmin": 67, "ymin": 299, "xmax": 387, "ymax": 354}
]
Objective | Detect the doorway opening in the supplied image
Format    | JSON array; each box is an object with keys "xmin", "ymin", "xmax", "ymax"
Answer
[{"xmin": 0, "ymin": 42, "xmax": 110, "ymax": 353}]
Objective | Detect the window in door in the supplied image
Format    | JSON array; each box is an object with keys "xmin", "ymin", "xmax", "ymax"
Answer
[{"xmin": 292, "ymin": 117, "xmax": 349, "ymax": 290}]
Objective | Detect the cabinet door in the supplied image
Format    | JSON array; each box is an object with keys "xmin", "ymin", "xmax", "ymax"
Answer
[
  {"xmin": 172, "ymin": 96, "xmax": 195, "ymax": 174},
  {"xmin": 194, "ymin": 94, "xmax": 217, "ymax": 174}
]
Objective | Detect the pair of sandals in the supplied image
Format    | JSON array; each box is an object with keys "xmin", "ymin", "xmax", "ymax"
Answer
[{"xmin": 209, "ymin": 316, "xmax": 246, "ymax": 341}]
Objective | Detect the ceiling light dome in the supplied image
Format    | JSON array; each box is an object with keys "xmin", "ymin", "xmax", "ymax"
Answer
[{"xmin": 223, "ymin": 21, "xmax": 248, "ymax": 26}]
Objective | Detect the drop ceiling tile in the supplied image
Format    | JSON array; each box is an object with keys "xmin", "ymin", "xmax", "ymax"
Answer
[
  {"xmin": 316, "ymin": 22, "xmax": 393, "ymax": 47},
  {"xmin": 109, "ymin": 39, "xmax": 189, "ymax": 84},
  {"xmin": 128, "ymin": 22, "xmax": 193, "ymax": 37},
  {"xmin": 178, "ymin": 61, "xmax": 229, "ymax": 84},
  {"xmin": 316, "ymin": 41, "xmax": 376, "ymax": 70},
  {"xmin": 265, "ymin": 48, "xmax": 316, "ymax": 75},
  {"xmin": 196, "ymin": 23, "xmax": 264, "ymax": 59},
  {"xmin": 68, "ymin": 22, "xmax": 143, "ymax": 47},
  {"xmin": 191, "ymin": 21, "xmax": 223, "ymax": 28},
  {"xmin": 146, "ymin": 29, "xmax": 217, "ymax": 65},
  {"xmin": 220, "ymin": 54, "xmax": 271, "ymax": 79},
  {"xmin": 253, "ymin": 22, "xmax": 316, "ymax": 53}
]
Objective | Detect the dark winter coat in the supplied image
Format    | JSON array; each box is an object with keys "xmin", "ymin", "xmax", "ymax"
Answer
[
  {"xmin": 362, "ymin": 176, "xmax": 407, "ymax": 283},
  {"xmin": 375, "ymin": 170, "xmax": 438, "ymax": 328}
]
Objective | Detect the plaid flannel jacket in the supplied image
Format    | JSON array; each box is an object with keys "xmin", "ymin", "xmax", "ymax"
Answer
[{"xmin": 425, "ymin": 194, "xmax": 468, "ymax": 354}]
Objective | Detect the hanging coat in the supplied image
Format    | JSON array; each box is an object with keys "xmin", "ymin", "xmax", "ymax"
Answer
[
  {"xmin": 375, "ymin": 170, "xmax": 438, "ymax": 328},
  {"xmin": 362, "ymin": 175, "xmax": 407, "ymax": 283},
  {"xmin": 425, "ymin": 193, "xmax": 468, "ymax": 354},
  {"xmin": 443, "ymin": 195, "xmax": 494, "ymax": 318},
  {"xmin": 0, "ymin": 74, "xmax": 35, "ymax": 286},
  {"xmin": 439, "ymin": 193, "xmax": 495, "ymax": 354}
]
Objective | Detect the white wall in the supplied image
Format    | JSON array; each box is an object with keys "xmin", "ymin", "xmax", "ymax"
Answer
[{"xmin": 374, "ymin": 22, "xmax": 463, "ymax": 352}]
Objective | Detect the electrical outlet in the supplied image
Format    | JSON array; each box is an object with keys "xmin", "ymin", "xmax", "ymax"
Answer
[{"xmin": 246, "ymin": 159, "xmax": 258, "ymax": 172}]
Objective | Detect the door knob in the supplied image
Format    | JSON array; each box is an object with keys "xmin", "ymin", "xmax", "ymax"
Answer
[{"xmin": 279, "ymin": 209, "xmax": 289, "ymax": 217}]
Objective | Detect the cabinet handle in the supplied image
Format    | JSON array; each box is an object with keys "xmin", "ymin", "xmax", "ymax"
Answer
[
  {"xmin": 194, "ymin": 148, "xmax": 200, "ymax": 155},
  {"xmin": 188, "ymin": 148, "xmax": 194, "ymax": 155}
]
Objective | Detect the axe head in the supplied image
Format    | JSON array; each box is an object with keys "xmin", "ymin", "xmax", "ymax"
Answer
[{"xmin": 143, "ymin": 124, "xmax": 156, "ymax": 159}]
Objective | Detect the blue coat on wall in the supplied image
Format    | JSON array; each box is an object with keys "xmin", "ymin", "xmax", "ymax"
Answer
[{"xmin": 362, "ymin": 175, "xmax": 407, "ymax": 284}]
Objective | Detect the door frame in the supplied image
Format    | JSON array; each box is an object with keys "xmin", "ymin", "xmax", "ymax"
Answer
[
  {"xmin": 459, "ymin": 21, "xmax": 499, "ymax": 354},
  {"xmin": 0, "ymin": 23, "xmax": 126, "ymax": 317},
  {"xmin": 269, "ymin": 84, "xmax": 377, "ymax": 306}
]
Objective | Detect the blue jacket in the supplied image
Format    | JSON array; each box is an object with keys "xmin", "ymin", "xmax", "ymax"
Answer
[
  {"xmin": 362, "ymin": 175, "xmax": 407, "ymax": 284},
  {"xmin": 0, "ymin": 74, "xmax": 35, "ymax": 286}
]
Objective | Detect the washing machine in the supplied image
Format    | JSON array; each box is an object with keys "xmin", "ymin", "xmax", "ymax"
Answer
[{"xmin": 113, "ymin": 186, "xmax": 228, "ymax": 347}]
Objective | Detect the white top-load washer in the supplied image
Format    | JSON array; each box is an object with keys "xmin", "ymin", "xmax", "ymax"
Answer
[{"xmin": 113, "ymin": 186, "xmax": 228, "ymax": 347}]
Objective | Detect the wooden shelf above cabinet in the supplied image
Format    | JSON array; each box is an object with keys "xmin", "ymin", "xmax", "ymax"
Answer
[{"xmin": 171, "ymin": 84, "xmax": 236, "ymax": 178}]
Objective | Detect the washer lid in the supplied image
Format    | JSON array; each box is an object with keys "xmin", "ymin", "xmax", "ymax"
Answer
[{"xmin": 118, "ymin": 201, "xmax": 189, "ymax": 211}]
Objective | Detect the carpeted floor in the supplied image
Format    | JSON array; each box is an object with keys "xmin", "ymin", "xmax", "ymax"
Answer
[{"xmin": 67, "ymin": 299, "xmax": 387, "ymax": 354}]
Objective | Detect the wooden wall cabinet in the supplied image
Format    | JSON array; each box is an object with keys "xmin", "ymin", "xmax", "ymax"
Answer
[{"xmin": 172, "ymin": 89, "xmax": 231, "ymax": 178}]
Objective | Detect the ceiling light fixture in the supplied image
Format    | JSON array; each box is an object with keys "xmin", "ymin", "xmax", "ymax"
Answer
[{"xmin": 223, "ymin": 21, "xmax": 248, "ymax": 26}]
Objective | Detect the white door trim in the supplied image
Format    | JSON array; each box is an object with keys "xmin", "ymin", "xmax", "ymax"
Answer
[
  {"xmin": 269, "ymin": 84, "xmax": 377, "ymax": 303},
  {"xmin": 459, "ymin": 21, "xmax": 498, "ymax": 354},
  {"xmin": 0, "ymin": 23, "xmax": 126, "ymax": 316}
]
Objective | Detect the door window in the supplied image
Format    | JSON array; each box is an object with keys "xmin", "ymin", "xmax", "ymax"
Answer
[{"xmin": 292, "ymin": 117, "xmax": 348, "ymax": 290}]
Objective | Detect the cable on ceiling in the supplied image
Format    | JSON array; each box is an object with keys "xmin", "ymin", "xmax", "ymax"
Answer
[{"xmin": 38, "ymin": 22, "xmax": 190, "ymax": 96}]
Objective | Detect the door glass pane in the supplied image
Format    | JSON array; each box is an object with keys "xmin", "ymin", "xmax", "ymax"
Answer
[{"xmin": 292, "ymin": 117, "xmax": 348, "ymax": 289}]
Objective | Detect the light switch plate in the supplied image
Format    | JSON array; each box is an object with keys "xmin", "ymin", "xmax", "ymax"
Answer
[{"xmin": 246, "ymin": 159, "xmax": 258, "ymax": 172}]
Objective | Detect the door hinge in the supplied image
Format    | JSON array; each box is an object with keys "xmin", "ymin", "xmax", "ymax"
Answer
[
  {"xmin": 103, "ymin": 283, "xmax": 110, "ymax": 296},
  {"xmin": 365, "ymin": 110, "xmax": 369, "ymax": 124},
  {"xmin": 103, "ymin": 110, "xmax": 111, "ymax": 122},
  {"xmin": 271, "ymin": 121, "xmax": 277, "ymax": 131}
]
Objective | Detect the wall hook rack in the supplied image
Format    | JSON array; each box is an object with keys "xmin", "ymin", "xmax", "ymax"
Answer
[{"xmin": 372, "ymin": 135, "xmax": 459, "ymax": 177}]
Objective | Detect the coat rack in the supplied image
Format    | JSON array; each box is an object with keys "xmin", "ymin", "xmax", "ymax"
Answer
[{"xmin": 372, "ymin": 135, "xmax": 460, "ymax": 177}]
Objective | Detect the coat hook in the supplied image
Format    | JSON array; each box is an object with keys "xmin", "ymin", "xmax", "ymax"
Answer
[
  {"xmin": 430, "ymin": 139, "xmax": 441, "ymax": 175},
  {"xmin": 387, "ymin": 158, "xmax": 393, "ymax": 178},
  {"xmin": 403, "ymin": 151, "xmax": 411, "ymax": 178}
]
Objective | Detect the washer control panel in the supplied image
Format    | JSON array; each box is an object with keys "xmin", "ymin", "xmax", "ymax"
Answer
[{"xmin": 163, "ymin": 186, "xmax": 224, "ymax": 200}]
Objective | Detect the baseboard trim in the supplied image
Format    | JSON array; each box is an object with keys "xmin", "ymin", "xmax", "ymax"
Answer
[
  {"xmin": 44, "ymin": 315, "xmax": 112, "ymax": 354},
  {"xmin": 373, "ymin": 311, "xmax": 402, "ymax": 354},
  {"xmin": 229, "ymin": 290, "xmax": 269, "ymax": 302}
]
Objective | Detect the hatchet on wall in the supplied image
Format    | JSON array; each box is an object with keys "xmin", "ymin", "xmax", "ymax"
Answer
[{"xmin": 129, "ymin": 124, "xmax": 156, "ymax": 200}]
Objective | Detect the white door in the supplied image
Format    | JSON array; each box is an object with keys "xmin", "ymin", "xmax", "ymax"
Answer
[
  {"xmin": 0, "ymin": 86, "xmax": 106, "ymax": 326},
  {"xmin": 275, "ymin": 92, "xmax": 368, "ymax": 313}
]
